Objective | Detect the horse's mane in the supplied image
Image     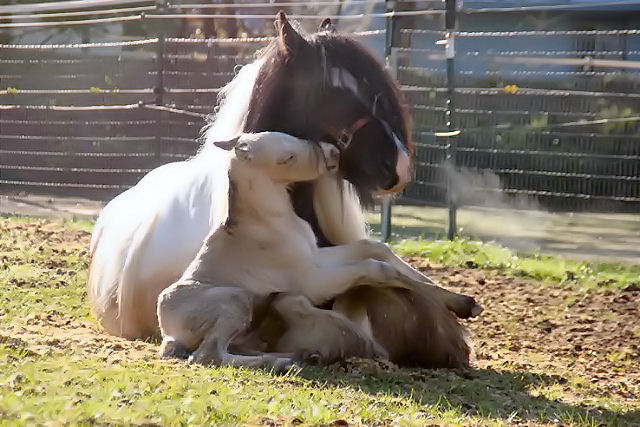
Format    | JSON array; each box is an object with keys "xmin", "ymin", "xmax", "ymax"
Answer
[
  {"xmin": 199, "ymin": 57, "xmax": 265, "ymax": 157},
  {"xmin": 197, "ymin": 22, "xmax": 409, "ymax": 244},
  {"xmin": 200, "ymin": 25, "xmax": 411, "ymax": 159},
  {"xmin": 244, "ymin": 30, "xmax": 412, "ymax": 156}
]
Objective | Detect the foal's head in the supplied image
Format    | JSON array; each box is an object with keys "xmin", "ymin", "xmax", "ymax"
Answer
[
  {"xmin": 244, "ymin": 12, "xmax": 413, "ymax": 201},
  {"xmin": 215, "ymin": 132, "xmax": 339, "ymax": 184}
]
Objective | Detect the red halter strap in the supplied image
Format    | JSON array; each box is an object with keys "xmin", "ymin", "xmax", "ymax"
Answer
[{"xmin": 327, "ymin": 116, "xmax": 371, "ymax": 151}]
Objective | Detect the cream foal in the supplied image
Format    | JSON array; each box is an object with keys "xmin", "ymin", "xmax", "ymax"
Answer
[{"xmin": 157, "ymin": 132, "xmax": 470, "ymax": 370}]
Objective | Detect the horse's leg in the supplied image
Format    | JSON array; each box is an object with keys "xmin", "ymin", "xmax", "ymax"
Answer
[
  {"xmin": 316, "ymin": 240, "xmax": 482, "ymax": 319},
  {"xmin": 334, "ymin": 287, "xmax": 471, "ymax": 369},
  {"xmin": 271, "ymin": 294, "xmax": 387, "ymax": 364},
  {"xmin": 157, "ymin": 283, "xmax": 295, "ymax": 372},
  {"xmin": 299, "ymin": 261, "xmax": 471, "ymax": 368}
]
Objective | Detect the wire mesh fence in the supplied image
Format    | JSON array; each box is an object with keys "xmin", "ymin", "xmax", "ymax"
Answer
[
  {"xmin": 396, "ymin": 2, "xmax": 640, "ymax": 214},
  {"xmin": 1, "ymin": 0, "xmax": 639, "ymax": 214}
]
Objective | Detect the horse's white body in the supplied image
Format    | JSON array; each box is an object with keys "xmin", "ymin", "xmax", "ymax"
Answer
[{"xmin": 88, "ymin": 59, "xmax": 368, "ymax": 339}]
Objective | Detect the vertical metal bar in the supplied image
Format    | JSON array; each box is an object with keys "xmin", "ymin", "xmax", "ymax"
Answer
[
  {"xmin": 154, "ymin": 0, "xmax": 166, "ymax": 108},
  {"xmin": 384, "ymin": 0, "xmax": 395, "ymax": 57},
  {"xmin": 154, "ymin": 0, "xmax": 167, "ymax": 160},
  {"xmin": 380, "ymin": 0, "xmax": 398, "ymax": 242},
  {"xmin": 445, "ymin": 0, "xmax": 457, "ymax": 240}
]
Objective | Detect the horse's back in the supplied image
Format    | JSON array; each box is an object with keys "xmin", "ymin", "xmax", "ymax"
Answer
[{"xmin": 88, "ymin": 150, "xmax": 231, "ymax": 338}]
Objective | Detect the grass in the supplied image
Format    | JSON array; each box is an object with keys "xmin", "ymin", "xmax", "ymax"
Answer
[
  {"xmin": 1, "ymin": 215, "xmax": 638, "ymax": 426},
  {"xmin": 365, "ymin": 204, "xmax": 640, "ymax": 263},
  {"xmin": 391, "ymin": 238, "xmax": 640, "ymax": 292}
]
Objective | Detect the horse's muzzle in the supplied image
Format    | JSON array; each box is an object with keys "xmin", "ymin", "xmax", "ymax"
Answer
[{"xmin": 374, "ymin": 147, "xmax": 411, "ymax": 196}]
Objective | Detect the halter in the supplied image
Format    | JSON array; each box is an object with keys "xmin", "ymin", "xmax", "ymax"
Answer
[
  {"xmin": 327, "ymin": 116, "xmax": 371, "ymax": 150},
  {"xmin": 320, "ymin": 54, "xmax": 409, "ymax": 155}
]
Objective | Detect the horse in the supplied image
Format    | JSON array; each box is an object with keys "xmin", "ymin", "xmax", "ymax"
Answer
[
  {"xmin": 88, "ymin": 12, "xmax": 481, "ymax": 366},
  {"xmin": 157, "ymin": 132, "xmax": 469, "ymax": 370}
]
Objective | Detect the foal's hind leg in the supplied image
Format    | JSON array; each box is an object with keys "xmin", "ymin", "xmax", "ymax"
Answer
[
  {"xmin": 157, "ymin": 283, "xmax": 294, "ymax": 372},
  {"xmin": 271, "ymin": 294, "xmax": 387, "ymax": 365}
]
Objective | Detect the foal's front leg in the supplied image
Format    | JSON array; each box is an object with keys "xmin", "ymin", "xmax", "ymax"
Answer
[
  {"xmin": 314, "ymin": 240, "xmax": 482, "ymax": 318},
  {"xmin": 302, "ymin": 257, "xmax": 420, "ymax": 305}
]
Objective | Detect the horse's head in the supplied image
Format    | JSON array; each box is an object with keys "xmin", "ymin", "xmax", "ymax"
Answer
[
  {"xmin": 244, "ymin": 12, "xmax": 412, "ymax": 202},
  {"xmin": 215, "ymin": 132, "xmax": 339, "ymax": 184}
]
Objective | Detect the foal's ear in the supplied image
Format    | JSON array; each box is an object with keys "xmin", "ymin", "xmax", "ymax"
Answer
[
  {"xmin": 319, "ymin": 18, "xmax": 337, "ymax": 33},
  {"xmin": 213, "ymin": 136, "xmax": 241, "ymax": 151},
  {"xmin": 275, "ymin": 11, "xmax": 306, "ymax": 58}
]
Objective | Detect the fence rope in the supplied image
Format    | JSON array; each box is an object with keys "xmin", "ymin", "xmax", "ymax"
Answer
[
  {"xmin": 169, "ymin": 1, "xmax": 387, "ymax": 9},
  {"xmin": 143, "ymin": 10, "xmax": 444, "ymax": 21},
  {"xmin": 460, "ymin": 0, "xmax": 640, "ymax": 13},
  {"xmin": 143, "ymin": 104, "xmax": 208, "ymax": 119},
  {"xmin": 0, "ymin": 39, "xmax": 158, "ymax": 49},
  {"xmin": 0, "ymin": 14, "xmax": 141, "ymax": 29},
  {"xmin": 401, "ymin": 29, "xmax": 640, "ymax": 36},
  {"xmin": 0, "ymin": 5, "xmax": 154, "ymax": 21},
  {"xmin": 0, "ymin": 9, "xmax": 441, "ymax": 28}
]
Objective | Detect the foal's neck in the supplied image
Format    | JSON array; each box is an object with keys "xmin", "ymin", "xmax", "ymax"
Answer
[{"xmin": 229, "ymin": 169, "xmax": 294, "ymax": 224}]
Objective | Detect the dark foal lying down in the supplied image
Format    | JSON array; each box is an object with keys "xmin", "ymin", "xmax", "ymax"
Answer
[{"xmin": 157, "ymin": 132, "xmax": 473, "ymax": 370}]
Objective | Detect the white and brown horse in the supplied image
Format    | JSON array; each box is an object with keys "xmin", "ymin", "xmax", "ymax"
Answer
[
  {"xmin": 88, "ymin": 12, "xmax": 481, "ymax": 368},
  {"xmin": 158, "ymin": 132, "xmax": 469, "ymax": 370}
]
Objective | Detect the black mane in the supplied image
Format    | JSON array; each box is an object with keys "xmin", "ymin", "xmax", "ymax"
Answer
[{"xmin": 245, "ymin": 31, "xmax": 411, "ymax": 156}]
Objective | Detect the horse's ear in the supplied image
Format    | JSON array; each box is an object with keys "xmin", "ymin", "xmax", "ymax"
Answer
[
  {"xmin": 214, "ymin": 136, "xmax": 241, "ymax": 151},
  {"xmin": 319, "ymin": 17, "xmax": 337, "ymax": 33},
  {"xmin": 275, "ymin": 11, "xmax": 306, "ymax": 58}
]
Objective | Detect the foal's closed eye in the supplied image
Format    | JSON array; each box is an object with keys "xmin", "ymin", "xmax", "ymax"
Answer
[{"xmin": 277, "ymin": 153, "xmax": 296, "ymax": 165}]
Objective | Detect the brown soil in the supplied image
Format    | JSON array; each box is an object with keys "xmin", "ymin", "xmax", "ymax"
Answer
[
  {"xmin": 408, "ymin": 258, "xmax": 640, "ymax": 406},
  {"xmin": 1, "ymin": 219, "xmax": 639, "ymax": 420}
]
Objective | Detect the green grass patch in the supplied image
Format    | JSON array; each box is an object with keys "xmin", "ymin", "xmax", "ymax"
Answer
[
  {"xmin": 391, "ymin": 238, "xmax": 639, "ymax": 291},
  {"xmin": 1, "ymin": 215, "xmax": 638, "ymax": 426}
]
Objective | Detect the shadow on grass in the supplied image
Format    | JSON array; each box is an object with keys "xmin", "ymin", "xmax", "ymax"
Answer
[{"xmin": 300, "ymin": 364, "xmax": 639, "ymax": 425}]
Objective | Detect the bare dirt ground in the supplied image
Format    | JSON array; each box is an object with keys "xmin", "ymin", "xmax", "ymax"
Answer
[
  {"xmin": 1, "ymin": 217, "xmax": 638, "ymax": 425},
  {"xmin": 409, "ymin": 258, "xmax": 640, "ymax": 407},
  {"xmin": 0, "ymin": 194, "xmax": 103, "ymax": 220}
]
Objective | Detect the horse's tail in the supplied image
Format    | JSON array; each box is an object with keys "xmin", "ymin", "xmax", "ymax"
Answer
[
  {"xmin": 87, "ymin": 215, "xmax": 133, "ymax": 335},
  {"xmin": 115, "ymin": 212, "xmax": 160, "ymax": 337},
  {"xmin": 87, "ymin": 206, "xmax": 159, "ymax": 339}
]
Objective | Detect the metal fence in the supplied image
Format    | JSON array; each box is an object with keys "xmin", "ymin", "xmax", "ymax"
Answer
[
  {"xmin": 393, "ymin": 2, "xmax": 640, "ymax": 219},
  {"xmin": 1, "ymin": 0, "xmax": 639, "ymax": 217}
]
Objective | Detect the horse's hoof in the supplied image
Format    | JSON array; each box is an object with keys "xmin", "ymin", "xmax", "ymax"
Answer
[
  {"xmin": 471, "ymin": 303, "xmax": 483, "ymax": 317},
  {"xmin": 451, "ymin": 295, "xmax": 483, "ymax": 319}
]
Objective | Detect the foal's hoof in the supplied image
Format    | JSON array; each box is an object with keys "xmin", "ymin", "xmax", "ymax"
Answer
[
  {"xmin": 299, "ymin": 351, "xmax": 324, "ymax": 366},
  {"xmin": 450, "ymin": 295, "xmax": 483, "ymax": 319},
  {"xmin": 159, "ymin": 338, "xmax": 191, "ymax": 359},
  {"xmin": 272, "ymin": 357, "xmax": 300, "ymax": 374}
]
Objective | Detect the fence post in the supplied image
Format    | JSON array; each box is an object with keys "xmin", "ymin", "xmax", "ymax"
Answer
[
  {"xmin": 154, "ymin": 0, "xmax": 167, "ymax": 160},
  {"xmin": 445, "ymin": 0, "xmax": 458, "ymax": 240},
  {"xmin": 381, "ymin": 0, "xmax": 398, "ymax": 242}
]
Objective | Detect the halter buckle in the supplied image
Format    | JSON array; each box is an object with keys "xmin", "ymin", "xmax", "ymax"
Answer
[{"xmin": 335, "ymin": 129, "xmax": 353, "ymax": 150}]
